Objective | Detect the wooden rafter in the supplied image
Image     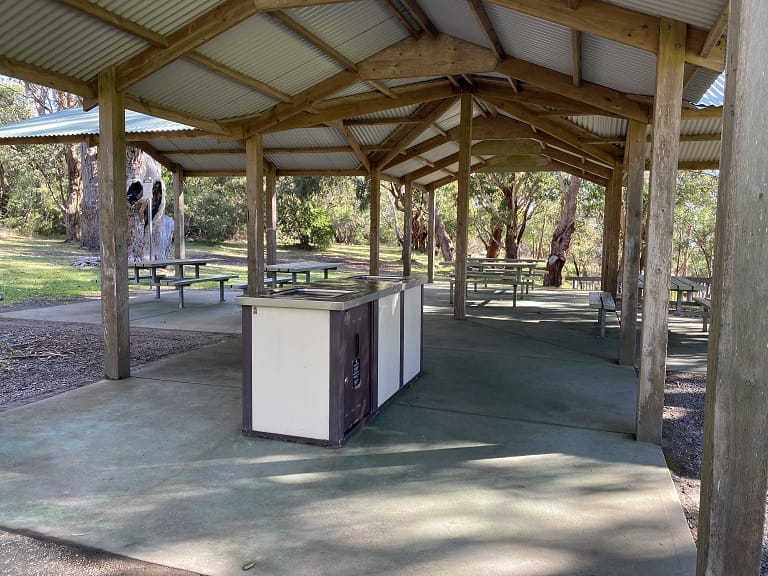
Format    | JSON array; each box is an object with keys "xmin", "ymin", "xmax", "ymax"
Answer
[
  {"xmin": 52, "ymin": 0, "xmax": 169, "ymax": 46},
  {"xmin": 466, "ymin": 0, "xmax": 505, "ymax": 59},
  {"xmin": 332, "ymin": 121, "xmax": 371, "ymax": 171},
  {"xmin": 381, "ymin": 0, "xmax": 420, "ymax": 38},
  {"xmin": 495, "ymin": 56, "xmax": 650, "ymax": 122},
  {"xmin": 185, "ymin": 53, "xmax": 292, "ymax": 103},
  {"xmin": 131, "ymin": 141, "xmax": 179, "ymax": 172},
  {"xmin": 0, "ymin": 55, "xmax": 96, "ymax": 99},
  {"xmin": 268, "ymin": 10, "xmax": 394, "ymax": 99},
  {"xmin": 344, "ymin": 117, "xmax": 422, "ymax": 125},
  {"xmin": 486, "ymin": 0, "xmax": 725, "ymax": 72},
  {"xmin": 400, "ymin": 0, "xmax": 438, "ymax": 36},
  {"xmin": 569, "ymin": 0, "xmax": 583, "ymax": 87},
  {"xmin": 255, "ymin": 80, "xmax": 457, "ymax": 133},
  {"xmin": 480, "ymin": 95, "xmax": 620, "ymax": 166},
  {"xmin": 584, "ymin": 132, "xmax": 721, "ymax": 145},
  {"xmin": 123, "ymin": 95, "xmax": 229, "ymax": 135},
  {"xmin": 114, "ymin": 0, "xmax": 361, "ymax": 92},
  {"xmin": 700, "ymin": 3, "xmax": 729, "ymax": 58},
  {"xmin": 376, "ymin": 98, "xmax": 458, "ymax": 169},
  {"xmin": 241, "ymin": 69, "xmax": 360, "ymax": 135}
]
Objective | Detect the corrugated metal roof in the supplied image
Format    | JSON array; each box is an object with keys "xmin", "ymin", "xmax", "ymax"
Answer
[
  {"xmin": 330, "ymin": 82, "xmax": 378, "ymax": 99},
  {"xmin": 605, "ymin": 0, "xmax": 724, "ymax": 31},
  {"xmin": 128, "ymin": 60, "xmax": 278, "ymax": 120},
  {"xmin": 384, "ymin": 76, "xmax": 444, "ymax": 89},
  {"xmin": 349, "ymin": 125, "xmax": 398, "ymax": 147},
  {"xmin": 93, "ymin": 0, "xmax": 221, "ymax": 36},
  {"xmin": 421, "ymin": 142, "xmax": 460, "ymax": 163},
  {"xmin": 419, "ymin": 0, "xmax": 488, "ymax": 48},
  {"xmin": 486, "ymin": 4, "xmax": 572, "ymax": 76},
  {"xmin": 0, "ymin": 0, "xmax": 147, "ymax": 81},
  {"xmin": 149, "ymin": 137, "xmax": 242, "ymax": 153},
  {"xmin": 582, "ymin": 34, "xmax": 657, "ymax": 96},
  {"xmin": 567, "ymin": 116, "xmax": 628, "ymax": 138},
  {"xmin": 263, "ymin": 128, "xmax": 348, "ymax": 149},
  {"xmin": 680, "ymin": 117, "xmax": 722, "ymax": 136},
  {"xmin": 285, "ymin": 0, "xmax": 409, "ymax": 63},
  {"xmin": 169, "ymin": 153, "xmax": 246, "ymax": 173},
  {"xmin": 387, "ymin": 158, "xmax": 430, "ymax": 179},
  {"xmin": 696, "ymin": 73, "xmax": 725, "ymax": 107},
  {"xmin": 266, "ymin": 152, "xmax": 360, "ymax": 171},
  {"xmin": 679, "ymin": 140, "xmax": 721, "ymax": 163},
  {"xmin": 353, "ymin": 105, "xmax": 421, "ymax": 121},
  {"xmin": 0, "ymin": 106, "xmax": 195, "ymax": 140},
  {"xmin": 196, "ymin": 14, "xmax": 344, "ymax": 97}
]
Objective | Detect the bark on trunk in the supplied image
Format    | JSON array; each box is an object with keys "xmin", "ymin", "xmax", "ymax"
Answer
[
  {"xmin": 486, "ymin": 227, "xmax": 503, "ymax": 258},
  {"xmin": 126, "ymin": 147, "xmax": 163, "ymax": 261},
  {"xmin": 544, "ymin": 175, "xmax": 581, "ymax": 287},
  {"xmin": 80, "ymin": 144, "xmax": 100, "ymax": 250},
  {"xmin": 435, "ymin": 210, "xmax": 455, "ymax": 262},
  {"xmin": 0, "ymin": 161, "xmax": 9, "ymax": 216},
  {"xmin": 64, "ymin": 142, "xmax": 82, "ymax": 242}
]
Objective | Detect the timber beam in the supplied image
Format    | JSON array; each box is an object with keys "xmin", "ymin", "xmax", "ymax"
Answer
[{"xmin": 485, "ymin": 0, "xmax": 725, "ymax": 71}]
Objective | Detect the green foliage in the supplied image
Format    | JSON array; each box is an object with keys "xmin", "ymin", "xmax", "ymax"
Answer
[
  {"xmin": 278, "ymin": 192, "xmax": 335, "ymax": 249},
  {"xmin": 276, "ymin": 176, "xmax": 371, "ymax": 248},
  {"xmin": 183, "ymin": 177, "xmax": 248, "ymax": 242},
  {"xmin": 673, "ymin": 171, "xmax": 718, "ymax": 276}
]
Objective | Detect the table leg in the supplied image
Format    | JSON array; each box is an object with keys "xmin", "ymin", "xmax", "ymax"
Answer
[{"xmin": 323, "ymin": 269, "xmax": 330, "ymax": 279}]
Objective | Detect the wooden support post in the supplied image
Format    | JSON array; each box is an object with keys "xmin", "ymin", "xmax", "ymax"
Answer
[
  {"xmin": 427, "ymin": 185, "xmax": 436, "ymax": 283},
  {"xmin": 402, "ymin": 176, "xmax": 412, "ymax": 277},
  {"xmin": 246, "ymin": 134, "xmax": 265, "ymax": 295},
  {"xmin": 97, "ymin": 66, "xmax": 129, "ymax": 380},
  {"xmin": 636, "ymin": 18, "xmax": 686, "ymax": 444},
  {"xmin": 369, "ymin": 170, "xmax": 381, "ymax": 275},
  {"xmin": 619, "ymin": 120, "xmax": 647, "ymax": 366},
  {"xmin": 265, "ymin": 165, "xmax": 277, "ymax": 265},
  {"xmin": 454, "ymin": 93, "xmax": 473, "ymax": 320},
  {"xmin": 173, "ymin": 166, "xmax": 185, "ymax": 260},
  {"xmin": 698, "ymin": 0, "xmax": 768, "ymax": 573},
  {"xmin": 601, "ymin": 161, "xmax": 622, "ymax": 296}
]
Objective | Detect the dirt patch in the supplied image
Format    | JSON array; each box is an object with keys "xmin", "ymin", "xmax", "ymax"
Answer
[{"xmin": 0, "ymin": 298, "xmax": 235, "ymax": 412}]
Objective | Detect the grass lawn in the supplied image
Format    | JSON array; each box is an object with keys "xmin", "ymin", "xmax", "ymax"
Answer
[{"xmin": 0, "ymin": 230, "xmax": 434, "ymax": 306}]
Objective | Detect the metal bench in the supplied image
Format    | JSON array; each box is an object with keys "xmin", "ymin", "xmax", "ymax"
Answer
[
  {"xmin": 589, "ymin": 291, "xmax": 617, "ymax": 337},
  {"xmin": 167, "ymin": 274, "xmax": 238, "ymax": 308}
]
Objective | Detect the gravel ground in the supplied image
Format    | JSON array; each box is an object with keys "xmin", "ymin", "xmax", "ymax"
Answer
[
  {"xmin": 1, "ymin": 298, "xmax": 766, "ymax": 573},
  {"xmin": 663, "ymin": 371, "xmax": 768, "ymax": 575}
]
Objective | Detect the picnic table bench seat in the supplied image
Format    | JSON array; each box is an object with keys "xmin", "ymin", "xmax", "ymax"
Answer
[
  {"xmin": 694, "ymin": 297, "xmax": 711, "ymax": 332},
  {"xmin": 167, "ymin": 274, "xmax": 239, "ymax": 308},
  {"xmin": 445, "ymin": 271, "xmax": 521, "ymax": 307},
  {"xmin": 589, "ymin": 291, "xmax": 617, "ymax": 337},
  {"xmin": 230, "ymin": 275, "xmax": 292, "ymax": 293}
]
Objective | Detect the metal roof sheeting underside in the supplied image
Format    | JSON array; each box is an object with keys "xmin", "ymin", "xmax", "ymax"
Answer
[{"xmin": 0, "ymin": 0, "xmax": 727, "ymax": 184}]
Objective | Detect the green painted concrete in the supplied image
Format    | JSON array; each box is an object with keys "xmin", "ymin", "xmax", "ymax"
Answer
[{"xmin": 0, "ymin": 285, "xmax": 704, "ymax": 575}]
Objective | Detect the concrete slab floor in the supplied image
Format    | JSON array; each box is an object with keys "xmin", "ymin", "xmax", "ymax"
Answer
[{"xmin": 0, "ymin": 285, "xmax": 700, "ymax": 575}]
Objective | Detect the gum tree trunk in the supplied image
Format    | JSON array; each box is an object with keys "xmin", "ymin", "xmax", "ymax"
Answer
[{"xmin": 544, "ymin": 175, "xmax": 581, "ymax": 287}]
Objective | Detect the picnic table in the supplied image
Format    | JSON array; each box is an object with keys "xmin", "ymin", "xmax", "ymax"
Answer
[
  {"xmin": 128, "ymin": 258, "xmax": 237, "ymax": 307},
  {"xmin": 466, "ymin": 258, "xmax": 541, "ymax": 293},
  {"xmin": 637, "ymin": 275, "xmax": 703, "ymax": 313},
  {"xmin": 129, "ymin": 258, "xmax": 210, "ymax": 288},
  {"xmin": 265, "ymin": 261, "xmax": 338, "ymax": 284}
]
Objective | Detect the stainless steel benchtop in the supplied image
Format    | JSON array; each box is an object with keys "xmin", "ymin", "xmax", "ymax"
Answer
[{"xmin": 236, "ymin": 276, "xmax": 426, "ymax": 311}]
